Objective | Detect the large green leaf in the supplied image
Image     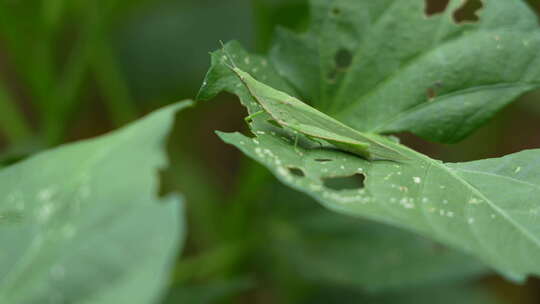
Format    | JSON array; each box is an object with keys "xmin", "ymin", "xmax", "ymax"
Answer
[
  {"xmin": 0, "ymin": 101, "xmax": 191, "ymax": 303},
  {"xmin": 265, "ymin": 183, "xmax": 488, "ymax": 291},
  {"xmin": 217, "ymin": 126, "xmax": 540, "ymax": 281}
]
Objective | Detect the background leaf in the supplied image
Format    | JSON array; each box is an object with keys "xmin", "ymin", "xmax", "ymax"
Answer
[
  {"xmin": 0, "ymin": 101, "xmax": 191, "ymax": 303},
  {"xmin": 269, "ymin": 0, "xmax": 540, "ymax": 143},
  {"xmin": 162, "ymin": 278, "xmax": 253, "ymax": 304},
  {"xmin": 264, "ymin": 183, "xmax": 488, "ymax": 291},
  {"xmin": 303, "ymin": 284, "xmax": 505, "ymax": 304}
]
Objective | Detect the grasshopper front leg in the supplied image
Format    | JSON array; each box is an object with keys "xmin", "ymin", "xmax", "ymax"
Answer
[
  {"xmin": 244, "ymin": 110, "xmax": 264, "ymax": 124},
  {"xmin": 293, "ymin": 131, "xmax": 304, "ymax": 156}
]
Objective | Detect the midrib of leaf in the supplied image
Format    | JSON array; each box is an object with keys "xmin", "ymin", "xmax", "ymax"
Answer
[
  {"xmin": 413, "ymin": 151, "xmax": 540, "ymax": 252},
  {"xmin": 413, "ymin": 162, "xmax": 446, "ymax": 240},
  {"xmin": 330, "ymin": 28, "xmax": 525, "ymax": 124},
  {"xmin": 421, "ymin": 162, "xmax": 510, "ymax": 269},
  {"xmin": 456, "ymin": 168, "xmax": 540, "ymax": 192},
  {"xmin": 370, "ymin": 82, "xmax": 540, "ymax": 133},
  {"xmin": 360, "ymin": 143, "xmax": 540, "ymax": 277}
]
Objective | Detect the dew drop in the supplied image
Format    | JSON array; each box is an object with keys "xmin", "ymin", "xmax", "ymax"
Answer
[
  {"xmin": 37, "ymin": 204, "xmax": 54, "ymax": 222},
  {"xmin": 37, "ymin": 188, "xmax": 56, "ymax": 201},
  {"xmin": 468, "ymin": 198, "xmax": 481, "ymax": 204},
  {"xmin": 277, "ymin": 167, "xmax": 289, "ymax": 176}
]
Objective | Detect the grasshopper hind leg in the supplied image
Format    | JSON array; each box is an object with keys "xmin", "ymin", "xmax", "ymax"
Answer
[
  {"xmin": 244, "ymin": 110, "xmax": 264, "ymax": 124},
  {"xmin": 305, "ymin": 134, "xmax": 326, "ymax": 148}
]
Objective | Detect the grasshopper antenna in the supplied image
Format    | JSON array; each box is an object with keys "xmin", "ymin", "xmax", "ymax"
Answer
[{"xmin": 219, "ymin": 40, "xmax": 238, "ymax": 70}]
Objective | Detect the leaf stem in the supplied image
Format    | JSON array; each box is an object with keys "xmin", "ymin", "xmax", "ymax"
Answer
[
  {"xmin": 0, "ymin": 83, "xmax": 32, "ymax": 144},
  {"xmin": 42, "ymin": 15, "xmax": 97, "ymax": 144},
  {"xmin": 216, "ymin": 158, "xmax": 272, "ymax": 280}
]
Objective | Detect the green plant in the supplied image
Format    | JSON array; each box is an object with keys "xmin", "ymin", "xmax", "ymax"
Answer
[{"xmin": 1, "ymin": 0, "xmax": 540, "ymax": 303}]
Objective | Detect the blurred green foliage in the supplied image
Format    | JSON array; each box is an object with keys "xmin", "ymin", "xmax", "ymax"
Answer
[{"xmin": 1, "ymin": 0, "xmax": 540, "ymax": 303}]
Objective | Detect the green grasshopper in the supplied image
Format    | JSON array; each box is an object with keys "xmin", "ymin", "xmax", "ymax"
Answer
[{"xmin": 221, "ymin": 49, "xmax": 407, "ymax": 161}]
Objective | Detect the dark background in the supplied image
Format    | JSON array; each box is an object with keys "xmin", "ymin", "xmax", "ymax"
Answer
[{"xmin": 1, "ymin": 0, "xmax": 539, "ymax": 303}]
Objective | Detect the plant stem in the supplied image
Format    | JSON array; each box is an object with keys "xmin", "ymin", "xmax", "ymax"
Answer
[
  {"xmin": 42, "ymin": 0, "xmax": 66, "ymax": 32},
  {"xmin": 219, "ymin": 158, "xmax": 272, "ymax": 280},
  {"xmin": 91, "ymin": 41, "xmax": 138, "ymax": 126},
  {"xmin": 43, "ymin": 3, "xmax": 112, "ymax": 144},
  {"xmin": 0, "ymin": 83, "xmax": 32, "ymax": 144},
  {"xmin": 224, "ymin": 159, "xmax": 270, "ymax": 239},
  {"xmin": 172, "ymin": 242, "xmax": 247, "ymax": 284}
]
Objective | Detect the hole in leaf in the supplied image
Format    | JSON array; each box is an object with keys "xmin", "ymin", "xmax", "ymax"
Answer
[
  {"xmin": 288, "ymin": 167, "xmax": 305, "ymax": 177},
  {"xmin": 331, "ymin": 7, "xmax": 341, "ymax": 16},
  {"xmin": 327, "ymin": 69, "xmax": 338, "ymax": 83},
  {"xmin": 453, "ymin": 0, "xmax": 483, "ymax": 23},
  {"xmin": 335, "ymin": 49, "xmax": 353, "ymax": 70},
  {"xmin": 424, "ymin": 0, "xmax": 450, "ymax": 16},
  {"xmin": 426, "ymin": 88, "xmax": 436, "ymax": 100},
  {"xmin": 315, "ymin": 158, "xmax": 333, "ymax": 163},
  {"xmin": 323, "ymin": 174, "xmax": 365, "ymax": 191}
]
